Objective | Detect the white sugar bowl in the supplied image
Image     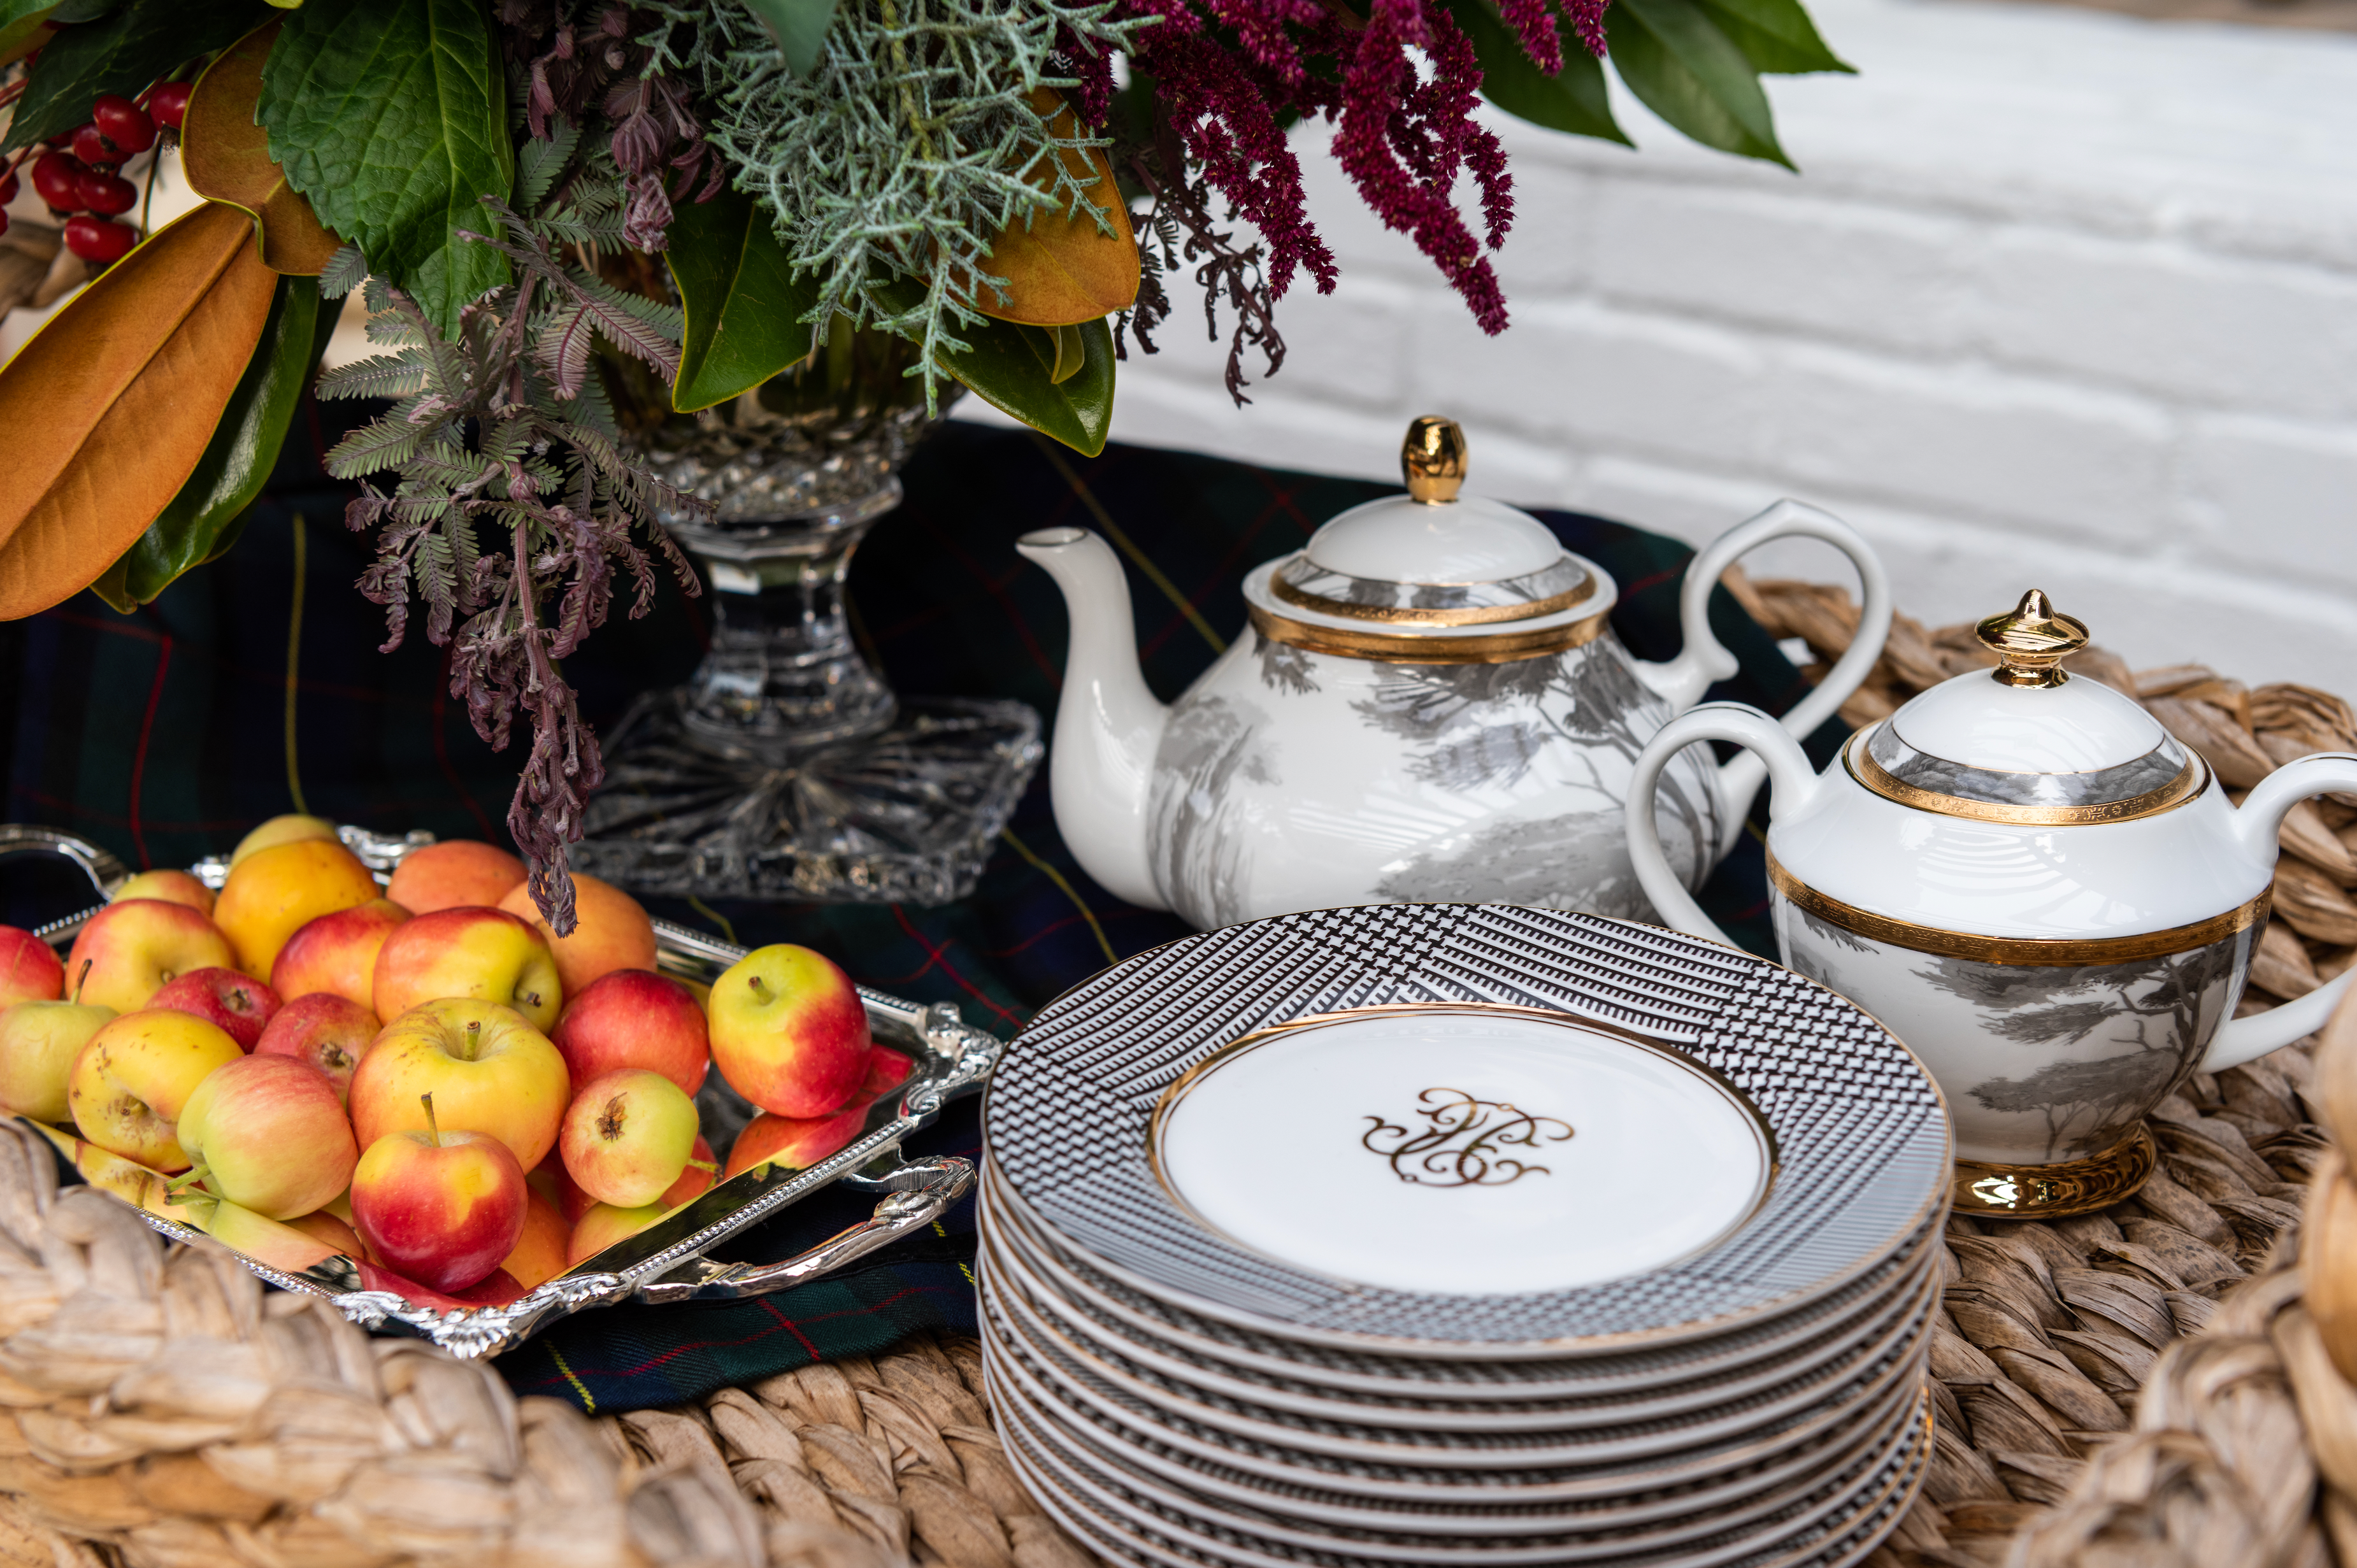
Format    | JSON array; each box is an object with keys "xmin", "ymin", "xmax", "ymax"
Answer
[{"xmin": 1626, "ymin": 590, "xmax": 2357, "ymax": 1220}]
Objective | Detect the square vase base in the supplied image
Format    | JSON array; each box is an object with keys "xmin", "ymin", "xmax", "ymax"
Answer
[{"xmin": 573, "ymin": 693, "xmax": 1043, "ymax": 904}]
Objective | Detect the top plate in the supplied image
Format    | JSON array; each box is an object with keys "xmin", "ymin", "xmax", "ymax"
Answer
[{"xmin": 984, "ymin": 904, "xmax": 1949, "ymax": 1355}]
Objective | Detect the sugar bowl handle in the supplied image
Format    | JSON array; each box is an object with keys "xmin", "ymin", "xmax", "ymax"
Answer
[
  {"xmin": 1632, "ymin": 500, "xmax": 1893, "ymax": 862},
  {"xmin": 2203, "ymin": 750, "xmax": 2357, "ymax": 1072},
  {"xmin": 1627, "ymin": 702, "xmax": 1824, "ymax": 946}
]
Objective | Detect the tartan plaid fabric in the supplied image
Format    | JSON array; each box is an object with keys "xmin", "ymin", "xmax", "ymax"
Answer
[{"xmin": 0, "ymin": 399, "xmax": 1849, "ymax": 1413}]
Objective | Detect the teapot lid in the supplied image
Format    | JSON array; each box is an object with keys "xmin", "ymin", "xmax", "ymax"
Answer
[
  {"xmin": 1270, "ymin": 417, "xmax": 1592, "ymax": 627},
  {"xmin": 1858, "ymin": 591, "xmax": 2200, "ymax": 823}
]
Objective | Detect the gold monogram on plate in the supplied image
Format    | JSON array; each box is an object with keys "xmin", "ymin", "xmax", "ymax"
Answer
[{"xmin": 1360, "ymin": 1088, "xmax": 1573, "ymax": 1188}]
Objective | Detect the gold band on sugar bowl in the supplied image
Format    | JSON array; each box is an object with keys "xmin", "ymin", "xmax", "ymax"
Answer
[
  {"xmin": 1247, "ymin": 603, "xmax": 1610, "ymax": 665},
  {"xmin": 1764, "ymin": 848, "xmax": 2271, "ymax": 967},
  {"xmin": 1847, "ymin": 741, "xmax": 2205, "ymax": 827}
]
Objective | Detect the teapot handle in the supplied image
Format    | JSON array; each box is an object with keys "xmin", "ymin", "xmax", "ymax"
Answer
[
  {"xmin": 2202, "ymin": 751, "xmax": 2357, "ymax": 1073},
  {"xmin": 1626, "ymin": 702, "xmax": 1824, "ymax": 948},
  {"xmin": 1633, "ymin": 500, "xmax": 1892, "ymax": 863}
]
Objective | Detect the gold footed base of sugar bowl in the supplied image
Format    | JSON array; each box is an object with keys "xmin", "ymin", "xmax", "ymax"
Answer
[{"xmin": 1952, "ymin": 1123, "xmax": 2157, "ymax": 1220}]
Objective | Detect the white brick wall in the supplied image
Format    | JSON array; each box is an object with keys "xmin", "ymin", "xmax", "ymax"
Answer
[{"xmin": 967, "ymin": 0, "xmax": 2357, "ymax": 695}]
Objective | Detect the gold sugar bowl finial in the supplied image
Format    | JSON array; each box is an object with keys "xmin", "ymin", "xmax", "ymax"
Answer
[
  {"xmin": 1975, "ymin": 589, "xmax": 2090, "ymax": 688},
  {"xmin": 1401, "ymin": 416, "xmax": 1468, "ymax": 504}
]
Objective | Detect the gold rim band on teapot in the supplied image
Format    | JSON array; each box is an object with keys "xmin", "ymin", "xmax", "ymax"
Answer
[
  {"xmin": 1247, "ymin": 602, "xmax": 1614, "ymax": 664},
  {"xmin": 1845, "ymin": 739, "xmax": 2207, "ymax": 827},
  {"xmin": 1763, "ymin": 848, "xmax": 2271, "ymax": 966}
]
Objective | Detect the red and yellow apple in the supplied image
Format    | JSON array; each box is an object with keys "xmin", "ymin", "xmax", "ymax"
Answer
[
  {"xmin": 270, "ymin": 899, "xmax": 410, "ymax": 1013},
  {"xmin": 0, "ymin": 927, "xmax": 62, "ymax": 1008},
  {"xmin": 568, "ymin": 1200, "xmax": 667, "ymax": 1266},
  {"xmin": 111, "ymin": 870, "xmax": 217, "ymax": 918},
  {"xmin": 149, "ymin": 967, "xmax": 280, "ymax": 1051},
  {"xmin": 387, "ymin": 840, "xmax": 525, "ymax": 915},
  {"xmin": 66, "ymin": 899, "xmax": 238, "ymax": 1015},
  {"xmin": 358, "ymin": 1260, "xmax": 527, "ymax": 1311},
  {"xmin": 370, "ymin": 908, "xmax": 562, "ymax": 1030},
  {"xmin": 550, "ymin": 969, "xmax": 708, "ymax": 1097},
  {"xmin": 68, "ymin": 1009, "xmax": 244, "ymax": 1170},
  {"xmin": 231, "ymin": 815, "xmax": 339, "ymax": 865},
  {"xmin": 559, "ymin": 1068, "xmax": 703, "ymax": 1208},
  {"xmin": 498, "ymin": 874, "xmax": 657, "ymax": 997},
  {"xmin": 175, "ymin": 1055, "xmax": 357, "ymax": 1220},
  {"xmin": 502, "ymin": 1188, "xmax": 572, "ymax": 1290},
  {"xmin": 0, "ymin": 1000, "xmax": 113, "ymax": 1121},
  {"xmin": 661, "ymin": 1136, "xmax": 717, "ymax": 1207},
  {"xmin": 706, "ymin": 945, "xmax": 869, "ymax": 1118},
  {"xmin": 350, "ymin": 1097, "xmax": 529, "ymax": 1292},
  {"xmin": 724, "ymin": 1105, "xmax": 871, "ymax": 1180},
  {"xmin": 252, "ymin": 993, "xmax": 379, "ymax": 1104},
  {"xmin": 349, "ymin": 999, "xmax": 570, "ymax": 1171},
  {"xmin": 213, "ymin": 837, "xmax": 381, "ymax": 979}
]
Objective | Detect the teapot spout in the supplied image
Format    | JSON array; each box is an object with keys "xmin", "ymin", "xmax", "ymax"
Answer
[{"xmin": 1017, "ymin": 528, "xmax": 1172, "ymax": 911}]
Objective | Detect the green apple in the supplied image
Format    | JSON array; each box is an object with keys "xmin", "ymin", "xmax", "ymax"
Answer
[{"xmin": 0, "ymin": 1001, "xmax": 115, "ymax": 1122}]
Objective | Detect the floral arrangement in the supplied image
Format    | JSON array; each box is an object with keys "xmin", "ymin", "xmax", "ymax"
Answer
[{"xmin": 0, "ymin": 0, "xmax": 1843, "ymax": 925}]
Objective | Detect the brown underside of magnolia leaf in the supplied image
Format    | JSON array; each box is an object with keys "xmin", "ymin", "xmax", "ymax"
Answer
[
  {"xmin": 968, "ymin": 88, "xmax": 1139, "ymax": 327},
  {"xmin": 0, "ymin": 205, "xmax": 278, "ymax": 620},
  {"xmin": 183, "ymin": 20, "xmax": 341, "ymax": 276}
]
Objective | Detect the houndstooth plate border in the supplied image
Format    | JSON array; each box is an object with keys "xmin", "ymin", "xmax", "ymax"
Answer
[{"xmin": 985, "ymin": 903, "xmax": 1951, "ymax": 1353}]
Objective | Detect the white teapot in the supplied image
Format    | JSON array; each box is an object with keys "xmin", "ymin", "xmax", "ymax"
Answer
[
  {"xmin": 1019, "ymin": 417, "xmax": 1892, "ymax": 929},
  {"xmin": 1626, "ymin": 590, "xmax": 2357, "ymax": 1218}
]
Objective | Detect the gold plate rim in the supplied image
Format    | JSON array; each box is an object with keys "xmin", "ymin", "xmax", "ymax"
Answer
[
  {"xmin": 1246, "ymin": 602, "xmax": 1610, "ymax": 664},
  {"xmin": 1270, "ymin": 573, "xmax": 1594, "ymax": 627},
  {"xmin": 1765, "ymin": 847, "xmax": 2269, "ymax": 966},
  {"xmin": 1847, "ymin": 732, "xmax": 2205, "ymax": 826}
]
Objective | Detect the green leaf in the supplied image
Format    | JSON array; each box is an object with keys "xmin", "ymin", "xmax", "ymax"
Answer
[
  {"xmin": 90, "ymin": 274, "xmax": 328, "ymax": 610},
  {"xmin": 884, "ymin": 287, "xmax": 1115, "ymax": 455},
  {"xmin": 1450, "ymin": 0, "xmax": 1626, "ymax": 145},
  {"xmin": 741, "ymin": 0, "xmax": 839, "ymax": 77},
  {"xmin": 1606, "ymin": 0, "xmax": 1791, "ymax": 168},
  {"xmin": 664, "ymin": 184, "xmax": 821, "ymax": 413},
  {"xmin": 3, "ymin": 0, "xmax": 269, "ymax": 150},
  {"xmin": 1691, "ymin": 0, "xmax": 1852, "ymax": 74},
  {"xmin": 257, "ymin": 0, "xmax": 513, "ymax": 339}
]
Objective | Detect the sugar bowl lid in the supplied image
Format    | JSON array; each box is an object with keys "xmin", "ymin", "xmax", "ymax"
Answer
[
  {"xmin": 1856, "ymin": 590, "xmax": 2200, "ymax": 824},
  {"xmin": 1268, "ymin": 417, "xmax": 1594, "ymax": 629}
]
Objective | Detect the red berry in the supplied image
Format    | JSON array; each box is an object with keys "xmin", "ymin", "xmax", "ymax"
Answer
[
  {"xmin": 76, "ymin": 167, "xmax": 136, "ymax": 216},
  {"xmin": 0, "ymin": 169, "xmax": 17, "ymax": 205},
  {"xmin": 63, "ymin": 215, "xmax": 136, "ymax": 264},
  {"xmin": 147, "ymin": 81, "xmax": 192, "ymax": 131},
  {"xmin": 31, "ymin": 151, "xmax": 83, "ymax": 211},
  {"xmin": 0, "ymin": 212, "xmax": 8, "ymax": 242},
  {"xmin": 70, "ymin": 123, "xmax": 115, "ymax": 167},
  {"xmin": 90, "ymin": 94, "xmax": 154, "ymax": 155}
]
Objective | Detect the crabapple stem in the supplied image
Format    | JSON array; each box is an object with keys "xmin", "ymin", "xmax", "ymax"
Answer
[
  {"xmin": 163, "ymin": 1162, "xmax": 210, "ymax": 1197},
  {"xmin": 421, "ymin": 1092, "xmax": 442, "ymax": 1146},
  {"xmin": 72, "ymin": 959, "xmax": 89, "ymax": 1004},
  {"xmin": 685, "ymin": 1158, "xmax": 719, "ymax": 1174}
]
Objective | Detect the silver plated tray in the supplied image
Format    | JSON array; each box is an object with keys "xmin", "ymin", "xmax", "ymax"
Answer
[{"xmin": 0, "ymin": 822, "xmax": 997, "ymax": 1359}]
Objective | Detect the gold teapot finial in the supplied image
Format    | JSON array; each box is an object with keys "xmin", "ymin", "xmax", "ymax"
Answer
[
  {"xmin": 1401, "ymin": 416, "xmax": 1467, "ymax": 504},
  {"xmin": 1975, "ymin": 590, "xmax": 2089, "ymax": 688}
]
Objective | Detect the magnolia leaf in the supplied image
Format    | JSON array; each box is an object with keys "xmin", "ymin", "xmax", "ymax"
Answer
[
  {"xmin": 969, "ymin": 89, "xmax": 1139, "ymax": 328},
  {"xmin": 258, "ymin": 0, "xmax": 513, "ymax": 338},
  {"xmin": 184, "ymin": 20, "xmax": 342, "ymax": 275},
  {"xmin": 0, "ymin": 203, "xmax": 278, "ymax": 619},
  {"xmin": 1450, "ymin": 0, "xmax": 1627, "ymax": 145},
  {"xmin": 3, "ymin": 0, "xmax": 269, "ymax": 150},
  {"xmin": 882, "ymin": 282, "xmax": 1115, "ymax": 455},
  {"xmin": 666, "ymin": 183, "xmax": 820, "ymax": 412},
  {"xmin": 1692, "ymin": 0, "xmax": 1852, "ymax": 74},
  {"xmin": 90, "ymin": 274, "xmax": 327, "ymax": 611},
  {"xmin": 742, "ymin": 0, "xmax": 839, "ymax": 77},
  {"xmin": 1606, "ymin": 0, "xmax": 1791, "ymax": 168}
]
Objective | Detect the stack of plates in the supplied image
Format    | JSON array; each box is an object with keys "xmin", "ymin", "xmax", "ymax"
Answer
[{"xmin": 978, "ymin": 903, "xmax": 1951, "ymax": 1568}]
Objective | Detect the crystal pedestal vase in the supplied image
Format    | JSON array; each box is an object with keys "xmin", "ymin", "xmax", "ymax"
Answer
[{"xmin": 573, "ymin": 331, "xmax": 1041, "ymax": 903}]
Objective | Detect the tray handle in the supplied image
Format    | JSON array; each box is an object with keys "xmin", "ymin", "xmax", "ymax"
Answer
[{"xmin": 632, "ymin": 1153, "xmax": 975, "ymax": 1305}]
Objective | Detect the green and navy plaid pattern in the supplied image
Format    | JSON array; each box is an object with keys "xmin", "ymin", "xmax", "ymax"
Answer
[{"xmin": 0, "ymin": 401, "xmax": 1849, "ymax": 1412}]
